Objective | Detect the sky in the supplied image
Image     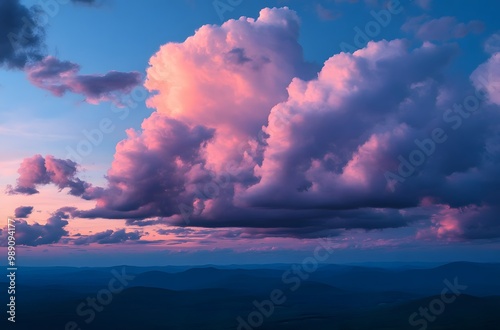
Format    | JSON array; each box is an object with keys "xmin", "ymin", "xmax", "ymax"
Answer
[{"xmin": 1, "ymin": 0, "xmax": 500, "ymax": 266}]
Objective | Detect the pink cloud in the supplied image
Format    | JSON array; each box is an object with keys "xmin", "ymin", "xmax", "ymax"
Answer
[
  {"xmin": 417, "ymin": 204, "xmax": 500, "ymax": 240},
  {"xmin": 241, "ymin": 40, "xmax": 456, "ymax": 209},
  {"xmin": 6, "ymin": 154, "xmax": 102, "ymax": 199},
  {"xmin": 145, "ymin": 7, "xmax": 316, "ymax": 171}
]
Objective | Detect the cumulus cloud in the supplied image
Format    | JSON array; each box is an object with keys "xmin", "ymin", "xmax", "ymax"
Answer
[
  {"xmin": 145, "ymin": 7, "xmax": 317, "ymax": 170},
  {"xmin": 73, "ymin": 229, "xmax": 142, "ymax": 245},
  {"xmin": 0, "ymin": 0, "xmax": 45, "ymax": 69},
  {"xmin": 403, "ymin": 16, "xmax": 484, "ymax": 41},
  {"xmin": 14, "ymin": 206, "xmax": 34, "ymax": 218},
  {"xmin": 6, "ymin": 154, "xmax": 102, "ymax": 199},
  {"xmin": 242, "ymin": 40, "xmax": 458, "ymax": 209},
  {"xmin": 71, "ymin": 7, "xmax": 317, "ymax": 223},
  {"xmin": 26, "ymin": 56, "xmax": 142, "ymax": 105},
  {"xmin": 0, "ymin": 210, "xmax": 70, "ymax": 246}
]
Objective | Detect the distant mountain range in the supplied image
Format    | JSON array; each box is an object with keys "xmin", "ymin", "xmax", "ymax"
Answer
[{"xmin": 1, "ymin": 262, "xmax": 499, "ymax": 329}]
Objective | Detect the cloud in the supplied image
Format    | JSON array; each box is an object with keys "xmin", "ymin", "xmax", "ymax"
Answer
[
  {"xmin": 71, "ymin": 0, "xmax": 99, "ymax": 5},
  {"xmin": 14, "ymin": 206, "xmax": 34, "ymax": 218},
  {"xmin": 6, "ymin": 154, "xmax": 102, "ymax": 199},
  {"xmin": 414, "ymin": 0, "xmax": 432, "ymax": 9},
  {"xmin": 26, "ymin": 56, "xmax": 142, "ymax": 105},
  {"xmin": 315, "ymin": 4, "xmax": 340, "ymax": 21},
  {"xmin": 0, "ymin": 210, "xmax": 70, "ymax": 246},
  {"xmin": 70, "ymin": 114, "xmax": 215, "ymax": 220},
  {"xmin": 1, "ymin": 2, "xmax": 132, "ymax": 105},
  {"xmin": 73, "ymin": 229, "xmax": 142, "ymax": 245},
  {"xmin": 15, "ymin": 8, "xmax": 500, "ymax": 240},
  {"xmin": 471, "ymin": 52, "xmax": 500, "ymax": 105},
  {"xmin": 241, "ymin": 40, "xmax": 458, "ymax": 210},
  {"xmin": 403, "ymin": 16, "xmax": 484, "ymax": 41},
  {"xmin": 71, "ymin": 7, "xmax": 317, "ymax": 222},
  {"xmin": 417, "ymin": 205, "xmax": 500, "ymax": 240},
  {"xmin": 0, "ymin": 0, "xmax": 45, "ymax": 69},
  {"xmin": 484, "ymin": 32, "xmax": 500, "ymax": 54}
]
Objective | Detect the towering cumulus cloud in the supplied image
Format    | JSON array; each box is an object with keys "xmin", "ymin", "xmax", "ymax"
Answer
[
  {"xmin": 74, "ymin": 7, "xmax": 319, "ymax": 224},
  {"xmin": 145, "ymin": 7, "xmax": 316, "ymax": 170}
]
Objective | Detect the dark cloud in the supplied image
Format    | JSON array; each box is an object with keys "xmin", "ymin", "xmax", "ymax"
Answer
[
  {"xmin": 14, "ymin": 206, "xmax": 34, "ymax": 218},
  {"xmin": 26, "ymin": 56, "xmax": 142, "ymax": 105},
  {"xmin": 6, "ymin": 154, "xmax": 103, "ymax": 199},
  {"xmin": 0, "ymin": 0, "xmax": 45, "ymax": 69},
  {"xmin": 1, "ymin": 2, "xmax": 138, "ymax": 104},
  {"xmin": 403, "ymin": 16, "xmax": 484, "ymax": 41},
  {"xmin": 0, "ymin": 210, "xmax": 69, "ymax": 247},
  {"xmin": 71, "ymin": 0, "xmax": 97, "ymax": 4},
  {"xmin": 73, "ymin": 229, "xmax": 142, "ymax": 245},
  {"xmin": 71, "ymin": 0, "xmax": 108, "ymax": 7},
  {"xmin": 225, "ymin": 48, "xmax": 252, "ymax": 65},
  {"xmin": 68, "ymin": 113, "xmax": 215, "ymax": 219}
]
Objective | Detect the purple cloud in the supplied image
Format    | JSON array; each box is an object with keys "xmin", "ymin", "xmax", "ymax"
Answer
[
  {"xmin": 0, "ymin": 210, "xmax": 70, "ymax": 247},
  {"xmin": 403, "ymin": 16, "xmax": 484, "ymax": 41},
  {"xmin": 484, "ymin": 32, "xmax": 500, "ymax": 54},
  {"xmin": 6, "ymin": 154, "xmax": 102, "ymax": 199},
  {"xmin": 73, "ymin": 229, "xmax": 142, "ymax": 245},
  {"xmin": 14, "ymin": 206, "xmax": 34, "ymax": 218},
  {"xmin": 26, "ymin": 56, "xmax": 142, "ymax": 105},
  {"xmin": 71, "ymin": 0, "xmax": 98, "ymax": 5}
]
